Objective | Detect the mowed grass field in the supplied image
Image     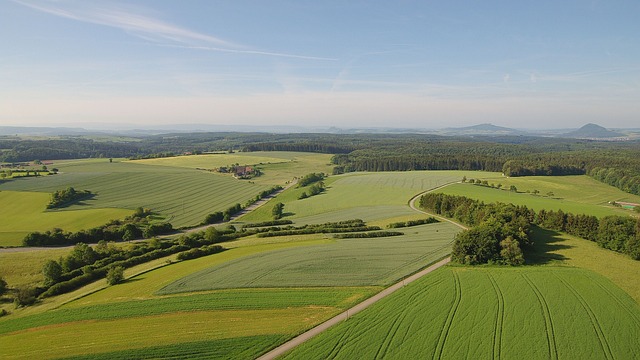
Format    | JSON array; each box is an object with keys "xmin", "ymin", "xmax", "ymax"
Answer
[
  {"xmin": 283, "ymin": 266, "xmax": 640, "ymax": 360},
  {"xmin": 0, "ymin": 158, "xmax": 273, "ymax": 229},
  {"xmin": 134, "ymin": 151, "xmax": 334, "ymax": 186},
  {"xmin": 0, "ymin": 191, "xmax": 132, "ymax": 246},
  {"xmin": 436, "ymin": 176, "xmax": 640, "ymax": 218},
  {"xmin": 240, "ymin": 170, "xmax": 499, "ymax": 223}
]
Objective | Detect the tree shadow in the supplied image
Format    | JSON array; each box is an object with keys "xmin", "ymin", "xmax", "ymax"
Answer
[
  {"xmin": 524, "ymin": 226, "xmax": 572, "ymax": 265},
  {"xmin": 282, "ymin": 212, "xmax": 296, "ymax": 218}
]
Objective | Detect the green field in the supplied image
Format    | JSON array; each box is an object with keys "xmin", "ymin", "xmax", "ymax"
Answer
[
  {"xmin": 240, "ymin": 170, "xmax": 498, "ymax": 223},
  {"xmin": 0, "ymin": 191, "xmax": 132, "ymax": 246},
  {"xmin": 0, "ymin": 159, "xmax": 273, "ymax": 229},
  {"xmin": 134, "ymin": 151, "xmax": 334, "ymax": 186},
  {"xmin": 159, "ymin": 222, "xmax": 459, "ymax": 293},
  {"xmin": 283, "ymin": 266, "xmax": 640, "ymax": 359},
  {"xmin": 4, "ymin": 165, "xmax": 640, "ymax": 359},
  {"xmin": 436, "ymin": 176, "xmax": 640, "ymax": 218}
]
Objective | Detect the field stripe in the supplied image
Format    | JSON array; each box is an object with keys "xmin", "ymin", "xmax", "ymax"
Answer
[
  {"xmin": 432, "ymin": 269, "xmax": 462, "ymax": 360},
  {"xmin": 554, "ymin": 274, "xmax": 614, "ymax": 360},
  {"xmin": 487, "ymin": 273, "xmax": 504, "ymax": 360},
  {"xmin": 521, "ymin": 273, "xmax": 558, "ymax": 360}
]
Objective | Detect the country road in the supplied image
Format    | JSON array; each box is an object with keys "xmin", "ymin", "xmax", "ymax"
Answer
[{"xmin": 256, "ymin": 182, "xmax": 467, "ymax": 360}]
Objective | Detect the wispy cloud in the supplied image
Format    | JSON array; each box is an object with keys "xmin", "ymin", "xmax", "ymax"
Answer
[
  {"xmin": 13, "ymin": 0, "xmax": 237, "ymax": 47},
  {"xmin": 12, "ymin": 0, "xmax": 334, "ymax": 60}
]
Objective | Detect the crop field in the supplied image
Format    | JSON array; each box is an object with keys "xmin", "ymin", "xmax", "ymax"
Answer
[
  {"xmin": 437, "ymin": 181, "xmax": 637, "ymax": 218},
  {"xmin": 240, "ymin": 170, "xmax": 498, "ymax": 223},
  {"xmin": 0, "ymin": 248, "xmax": 72, "ymax": 289},
  {"xmin": 159, "ymin": 222, "xmax": 459, "ymax": 293},
  {"xmin": 283, "ymin": 266, "xmax": 640, "ymax": 360},
  {"xmin": 134, "ymin": 151, "xmax": 334, "ymax": 185},
  {"xmin": 0, "ymin": 191, "xmax": 132, "ymax": 246},
  {"xmin": 0, "ymin": 159, "xmax": 272, "ymax": 228}
]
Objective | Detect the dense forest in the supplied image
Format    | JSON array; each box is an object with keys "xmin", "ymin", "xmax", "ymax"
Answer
[{"xmin": 2, "ymin": 132, "xmax": 639, "ymax": 195}]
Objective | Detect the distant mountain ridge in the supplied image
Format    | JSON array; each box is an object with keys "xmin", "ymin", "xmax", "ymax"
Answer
[
  {"xmin": 563, "ymin": 123, "xmax": 624, "ymax": 139},
  {"xmin": 440, "ymin": 123, "xmax": 524, "ymax": 136}
]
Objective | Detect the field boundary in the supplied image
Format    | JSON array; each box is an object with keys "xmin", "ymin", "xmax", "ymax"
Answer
[{"xmin": 256, "ymin": 257, "xmax": 451, "ymax": 360}]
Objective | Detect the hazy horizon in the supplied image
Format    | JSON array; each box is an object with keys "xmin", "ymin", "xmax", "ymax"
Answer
[{"xmin": 2, "ymin": 1, "xmax": 639, "ymax": 129}]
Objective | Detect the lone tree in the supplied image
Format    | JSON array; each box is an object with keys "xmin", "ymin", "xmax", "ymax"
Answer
[
  {"xmin": 272, "ymin": 202, "xmax": 284, "ymax": 220},
  {"xmin": 106, "ymin": 266, "xmax": 125, "ymax": 285},
  {"xmin": 42, "ymin": 260, "xmax": 63, "ymax": 286}
]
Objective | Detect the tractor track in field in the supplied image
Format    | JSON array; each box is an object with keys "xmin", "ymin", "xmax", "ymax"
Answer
[
  {"xmin": 555, "ymin": 273, "xmax": 614, "ymax": 360},
  {"xmin": 432, "ymin": 269, "xmax": 462, "ymax": 360},
  {"xmin": 522, "ymin": 273, "xmax": 558, "ymax": 360},
  {"xmin": 487, "ymin": 273, "xmax": 504, "ymax": 360}
]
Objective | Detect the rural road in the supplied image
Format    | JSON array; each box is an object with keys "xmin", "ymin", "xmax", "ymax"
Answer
[
  {"xmin": 256, "ymin": 257, "xmax": 452, "ymax": 360},
  {"xmin": 257, "ymin": 182, "xmax": 467, "ymax": 360}
]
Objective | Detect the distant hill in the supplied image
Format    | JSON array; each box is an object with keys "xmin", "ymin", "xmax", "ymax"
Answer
[
  {"xmin": 440, "ymin": 123, "xmax": 524, "ymax": 136},
  {"xmin": 562, "ymin": 123, "xmax": 624, "ymax": 139},
  {"xmin": 0, "ymin": 126, "xmax": 90, "ymax": 136}
]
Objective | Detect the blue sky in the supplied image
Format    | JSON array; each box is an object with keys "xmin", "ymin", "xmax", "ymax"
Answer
[{"xmin": 1, "ymin": 0, "xmax": 639, "ymax": 129}]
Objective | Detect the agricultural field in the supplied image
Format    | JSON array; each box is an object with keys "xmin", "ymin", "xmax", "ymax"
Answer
[
  {"xmin": 134, "ymin": 151, "xmax": 335, "ymax": 185},
  {"xmin": 0, "ymin": 191, "xmax": 132, "ymax": 246},
  {"xmin": 3, "ymin": 163, "xmax": 640, "ymax": 360},
  {"xmin": 436, "ymin": 176, "xmax": 640, "ymax": 218},
  {"xmin": 283, "ymin": 266, "xmax": 640, "ymax": 359},
  {"xmin": 0, "ymin": 158, "xmax": 274, "ymax": 231},
  {"xmin": 239, "ymin": 170, "xmax": 499, "ymax": 223},
  {"xmin": 159, "ymin": 222, "xmax": 458, "ymax": 293}
]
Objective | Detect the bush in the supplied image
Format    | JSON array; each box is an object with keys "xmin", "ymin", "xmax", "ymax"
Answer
[
  {"xmin": 0, "ymin": 276, "xmax": 7, "ymax": 295},
  {"xmin": 106, "ymin": 266, "xmax": 125, "ymax": 285},
  {"xmin": 14, "ymin": 286, "xmax": 38, "ymax": 307}
]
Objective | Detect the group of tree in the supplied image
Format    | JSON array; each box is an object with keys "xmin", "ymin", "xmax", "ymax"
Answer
[
  {"xmin": 202, "ymin": 186, "xmax": 282, "ymax": 225},
  {"xmin": 23, "ymin": 207, "xmax": 173, "ymax": 246},
  {"xmin": 534, "ymin": 208, "xmax": 640, "ymax": 259},
  {"xmin": 297, "ymin": 173, "xmax": 326, "ymax": 187},
  {"xmin": 420, "ymin": 193, "xmax": 532, "ymax": 265},
  {"xmin": 47, "ymin": 187, "xmax": 92, "ymax": 209},
  {"xmin": 387, "ymin": 217, "xmax": 439, "ymax": 228},
  {"xmin": 420, "ymin": 192, "xmax": 640, "ymax": 264}
]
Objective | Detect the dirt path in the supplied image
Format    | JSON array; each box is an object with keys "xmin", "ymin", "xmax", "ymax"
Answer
[{"xmin": 257, "ymin": 182, "xmax": 467, "ymax": 360}]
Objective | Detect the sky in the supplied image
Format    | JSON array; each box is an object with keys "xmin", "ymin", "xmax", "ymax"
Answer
[{"xmin": 1, "ymin": 0, "xmax": 639, "ymax": 130}]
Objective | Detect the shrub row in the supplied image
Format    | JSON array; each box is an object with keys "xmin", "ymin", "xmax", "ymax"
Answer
[
  {"xmin": 387, "ymin": 217, "xmax": 439, "ymax": 228},
  {"xmin": 334, "ymin": 231, "xmax": 404, "ymax": 239}
]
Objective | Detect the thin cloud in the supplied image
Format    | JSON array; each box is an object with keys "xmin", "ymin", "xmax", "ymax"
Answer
[
  {"xmin": 13, "ymin": 0, "xmax": 237, "ymax": 47},
  {"xmin": 13, "ymin": 0, "xmax": 334, "ymax": 60}
]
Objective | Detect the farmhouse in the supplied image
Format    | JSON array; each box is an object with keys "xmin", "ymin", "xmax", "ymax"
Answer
[{"xmin": 235, "ymin": 166, "xmax": 253, "ymax": 177}]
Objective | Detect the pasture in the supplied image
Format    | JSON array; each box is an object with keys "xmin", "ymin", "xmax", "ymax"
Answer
[
  {"xmin": 437, "ymin": 181, "xmax": 637, "ymax": 218},
  {"xmin": 0, "ymin": 191, "xmax": 131, "ymax": 246},
  {"xmin": 283, "ymin": 266, "xmax": 640, "ymax": 359}
]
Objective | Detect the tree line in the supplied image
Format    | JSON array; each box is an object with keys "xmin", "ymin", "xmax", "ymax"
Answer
[
  {"xmin": 420, "ymin": 193, "xmax": 640, "ymax": 264},
  {"xmin": 23, "ymin": 207, "xmax": 173, "ymax": 246}
]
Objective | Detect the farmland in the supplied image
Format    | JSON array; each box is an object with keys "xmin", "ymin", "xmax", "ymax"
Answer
[
  {"xmin": 282, "ymin": 266, "xmax": 640, "ymax": 359},
  {"xmin": 2, "ymin": 150, "xmax": 640, "ymax": 360},
  {"xmin": 0, "ymin": 158, "xmax": 273, "ymax": 231},
  {"xmin": 436, "ymin": 176, "xmax": 640, "ymax": 218},
  {"xmin": 0, "ymin": 191, "xmax": 132, "ymax": 247}
]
